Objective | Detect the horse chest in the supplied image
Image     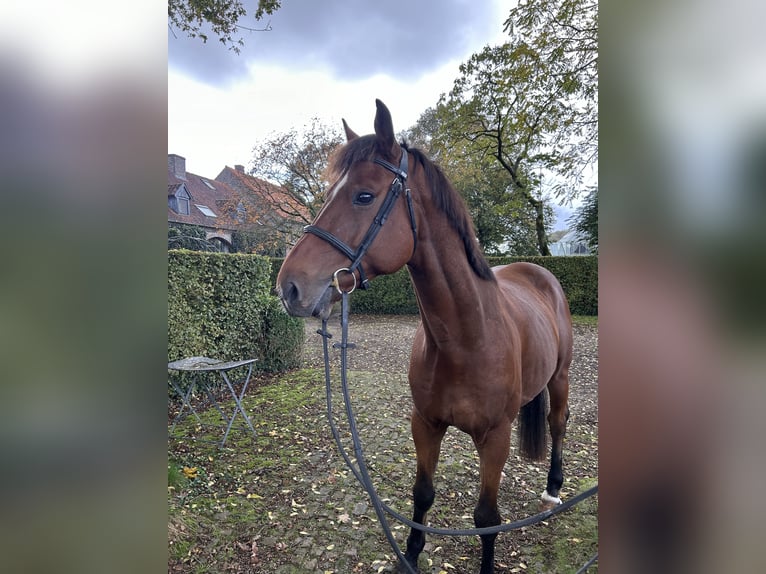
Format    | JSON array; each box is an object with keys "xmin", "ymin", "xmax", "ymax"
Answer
[{"xmin": 408, "ymin": 356, "xmax": 517, "ymax": 430}]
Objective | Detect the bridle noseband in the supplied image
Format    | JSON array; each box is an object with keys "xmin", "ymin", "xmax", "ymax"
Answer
[{"xmin": 303, "ymin": 152, "xmax": 417, "ymax": 291}]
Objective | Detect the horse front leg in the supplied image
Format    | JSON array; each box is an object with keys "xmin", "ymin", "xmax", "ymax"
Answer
[
  {"xmin": 472, "ymin": 419, "xmax": 511, "ymax": 574},
  {"xmin": 403, "ymin": 412, "xmax": 446, "ymax": 572}
]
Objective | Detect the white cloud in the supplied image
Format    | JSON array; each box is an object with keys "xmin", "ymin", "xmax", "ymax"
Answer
[
  {"xmin": 168, "ymin": 0, "xmax": 509, "ymax": 178},
  {"xmin": 170, "ymin": 57, "xmax": 486, "ymax": 178}
]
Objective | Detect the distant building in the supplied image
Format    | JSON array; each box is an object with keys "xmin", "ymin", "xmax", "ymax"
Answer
[
  {"xmin": 549, "ymin": 229, "xmax": 592, "ymax": 256},
  {"xmin": 215, "ymin": 164, "xmax": 308, "ymax": 255},
  {"xmin": 168, "ymin": 154, "xmax": 238, "ymax": 252},
  {"xmin": 168, "ymin": 155, "xmax": 307, "ymax": 255}
]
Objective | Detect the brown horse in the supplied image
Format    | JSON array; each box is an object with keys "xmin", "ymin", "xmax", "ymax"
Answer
[{"xmin": 277, "ymin": 100, "xmax": 572, "ymax": 574}]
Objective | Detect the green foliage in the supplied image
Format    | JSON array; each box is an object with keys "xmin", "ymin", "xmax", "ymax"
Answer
[
  {"xmin": 167, "ymin": 223, "xmax": 219, "ymax": 251},
  {"xmin": 256, "ymin": 298, "xmax": 306, "ymax": 371},
  {"xmin": 167, "ymin": 0, "xmax": 281, "ymax": 53},
  {"xmin": 404, "ymin": 108, "xmax": 550, "ymax": 256},
  {"xmin": 419, "ymin": 0, "xmax": 597, "ymax": 256},
  {"xmin": 568, "ymin": 185, "xmax": 598, "ymax": 253},
  {"xmin": 168, "ymin": 250, "xmax": 304, "ymax": 374},
  {"xmin": 268, "ymin": 257, "xmax": 283, "ymax": 292},
  {"xmin": 349, "ymin": 270, "xmax": 421, "ymax": 315},
  {"xmin": 504, "ymin": 0, "xmax": 598, "ymax": 168},
  {"xmin": 231, "ymin": 228, "xmax": 286, "ymax": 256}
]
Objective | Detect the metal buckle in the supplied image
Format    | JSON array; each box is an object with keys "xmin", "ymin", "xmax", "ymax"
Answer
[{"xmin": 332, "ymin": 267, "xmax": 357, "ymax": 294}]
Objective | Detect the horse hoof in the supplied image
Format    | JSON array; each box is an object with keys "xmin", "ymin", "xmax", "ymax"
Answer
[{"xmin": 540, "ymin": 490, "xmax": 562, "ymax": 511}]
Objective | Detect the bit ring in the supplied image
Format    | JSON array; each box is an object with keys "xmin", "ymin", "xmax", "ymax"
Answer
[{"xmin": 332, "ymin": 267, "xmax": 357, "ymax": 294}]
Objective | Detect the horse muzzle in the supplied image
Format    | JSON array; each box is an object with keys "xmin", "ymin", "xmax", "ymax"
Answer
[{"xmin": 277, "ymin": 278, "xmax": 337, "ymax": 319}]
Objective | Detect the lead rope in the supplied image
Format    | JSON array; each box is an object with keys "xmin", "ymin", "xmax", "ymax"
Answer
[
  {"xmin": 318, "ymin": 286, "xmax": 599, "ymax": 572},
  {"xmin": 319, "ymin": 291, "xmax": 417, "ymax": 573}
]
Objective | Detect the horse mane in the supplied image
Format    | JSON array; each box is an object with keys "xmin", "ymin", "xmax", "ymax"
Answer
[
  {"xmin": 402, "ymin": 142, "xmax": 495, "ymax": 282},
  {"xmin": 328, "ymin": 136, "xmax": 495, "ymax": 282}
]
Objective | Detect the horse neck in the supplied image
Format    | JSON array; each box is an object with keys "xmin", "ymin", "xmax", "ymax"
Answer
[{"xmin": 406, "ymin": 205, "xmax": 499, "ymax": 348}]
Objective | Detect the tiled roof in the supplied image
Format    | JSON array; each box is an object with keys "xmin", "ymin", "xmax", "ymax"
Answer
[
  {"xmin": 168, "ymin": 162, "xmax": 239, "ymax": 230},
  {"xmin": 215, "ymin": 166, "xmax": 310, "ymax": 223}
]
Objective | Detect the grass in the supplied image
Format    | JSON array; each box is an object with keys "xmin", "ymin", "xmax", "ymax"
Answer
[
  {"xmin": 572, "ymin": 315, "xmax": 598, "ymax": 327},
  {"xmin": 518, "ymin": 477, "xmax": 598, "ymax": 573},
  {"xmin": 168, "ymin": 370, "xmax": 329, "ymax": 571}
]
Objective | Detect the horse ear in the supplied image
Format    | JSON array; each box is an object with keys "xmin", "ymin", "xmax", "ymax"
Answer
[
  {"xmin": 342, "ymin": 119, "xmax": 358, "ymax": 141},
  {"xmin": 374, "ymin": 99, "xmax": 397, "ymax": 155}
]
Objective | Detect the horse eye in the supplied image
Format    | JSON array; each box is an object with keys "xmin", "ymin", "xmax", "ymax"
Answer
[{"xmin": 353, "ymin": 191, "xmax": 375, "ymax": 206}]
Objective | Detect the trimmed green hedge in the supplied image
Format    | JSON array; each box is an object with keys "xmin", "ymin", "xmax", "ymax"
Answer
[
  {"xmin": 169, "ymin": 250, "xmax": 304, "ymax": 373},
  {"xmin": 270, "ymin": 255, "xmax": 597, "ymax": 316}
]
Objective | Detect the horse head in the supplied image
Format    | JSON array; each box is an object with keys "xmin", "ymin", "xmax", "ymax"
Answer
[{"xmin": 277, "ymin": 99, "xmax": 417, "ymax": 318}]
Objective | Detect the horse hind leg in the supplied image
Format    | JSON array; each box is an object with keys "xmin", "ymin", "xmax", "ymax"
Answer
[
  {"xmin": 472, "ymin": 419, "xmax": 512, "ymax": 574},
  {"xmin": 542, "ymin": 365, "xmax": 570, "ymax": 509},
  {"xmin": 403, "ymin": 412, "xmax": 446, "ymax": 571}
]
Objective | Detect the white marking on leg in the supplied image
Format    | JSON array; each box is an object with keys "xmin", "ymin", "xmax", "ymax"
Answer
[{"xmin": 541, "ymin": 490, "xmax": 562, "ymax": 505}]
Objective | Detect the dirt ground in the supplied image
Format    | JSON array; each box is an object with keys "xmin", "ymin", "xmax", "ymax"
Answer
[{"xmin": 168, "ymin": 314, "xmax": 598, "ymax": 573}]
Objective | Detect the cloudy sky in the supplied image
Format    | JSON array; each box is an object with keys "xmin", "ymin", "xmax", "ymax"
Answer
[{"xmin": 168, "ymin": 0, "xmax": 509, "ymax": 178}]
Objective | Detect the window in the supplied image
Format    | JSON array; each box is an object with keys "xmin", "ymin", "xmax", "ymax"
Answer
[
  {"xmin": 169, "ymin": 186, "xmax": 190, "ymax": 215},
  {"xmin": 195, "ymin": 204, "xmax": 217, "ymax": 218},
  {"xmin": 177, "ymin": 195, "xmax": 190, "ymax": 215},
  {"xmin": 201, "ymin": 179, "xmax": 216, "ymax": 190}
]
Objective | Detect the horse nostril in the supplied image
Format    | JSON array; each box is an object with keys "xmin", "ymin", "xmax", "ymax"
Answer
[{"xmin": 283, "ymin": 280, "xmax": 300, "ymax": 305}]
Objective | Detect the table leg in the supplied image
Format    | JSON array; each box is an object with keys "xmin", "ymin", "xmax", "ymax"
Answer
[
  {"xmin": 219, "ymin": 363, "xmax": 256, "ymax": 447},
  {"xmin": 169, "ymin": 378, "xmax": 203, "ymax": 432}
]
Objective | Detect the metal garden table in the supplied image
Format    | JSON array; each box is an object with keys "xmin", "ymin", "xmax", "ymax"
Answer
[{"xmin": 168, "ymin": 356, "xmax": 257, "ymax": 447}]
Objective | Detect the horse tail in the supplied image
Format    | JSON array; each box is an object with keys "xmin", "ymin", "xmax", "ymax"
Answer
[{"xmin": 518, "ymin": 389, "xmax": 548, "ymax": 461}]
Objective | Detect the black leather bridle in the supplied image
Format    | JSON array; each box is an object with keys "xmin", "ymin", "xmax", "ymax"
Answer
[{"xmin": 303, "ymin": 152, "xmax": 417, "ymax": 290}]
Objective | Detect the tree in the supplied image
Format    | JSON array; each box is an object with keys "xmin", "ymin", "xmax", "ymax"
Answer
[
  {"xmin": 249, "ymin": 118, "xmax": 344, "ymax": 224},
  {"xmin": 403, "ymin": 106, "xmax": 551, "ymax": 256},
  {"xmin": 438, "ymin": 0, "xmax": 597, "ymax": 256},
  {"xmin": 168, "ymin": 0, "xmax": 280, "ymax": 52},
  {"xmin": 504, "ymin": 0, "xmax": 598, "ymax": 169},
  {"xmin": 568, "ymin": 185, "xmax": 598, "ymax": 253},
  {"xmin": 439, "ymin": 43, "xmax": 559, "ymax": 255}
]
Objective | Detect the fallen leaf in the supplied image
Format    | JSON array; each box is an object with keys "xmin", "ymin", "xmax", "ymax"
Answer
[{"xmin": 250, "ymin": 541, "xmax": 258, "ymax": 565}]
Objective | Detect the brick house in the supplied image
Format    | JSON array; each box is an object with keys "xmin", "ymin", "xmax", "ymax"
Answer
[
  {"xmin": 215, "ymin": 164, "xmax": 309, "ymax": 256},
  {"xmin": 168, "ymin": 154, "xmax": 308, "ymax": 255},
  {"xmin": 168, "ymin": 154, "xmax": 239, "ymax": 252}
]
